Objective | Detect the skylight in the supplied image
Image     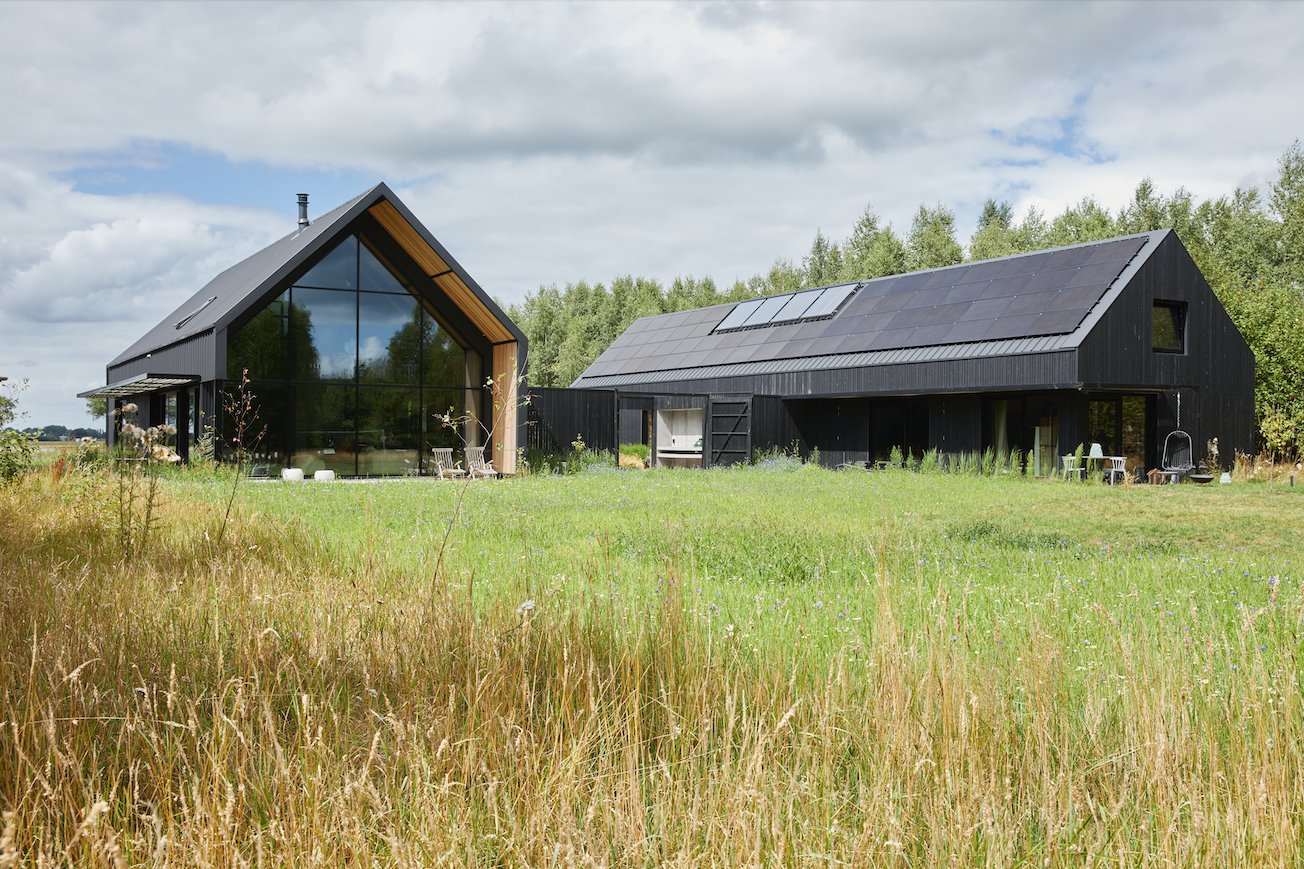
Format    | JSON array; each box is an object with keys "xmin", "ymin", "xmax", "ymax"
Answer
[{"xmin": 712, "ymin": 283, "xmax": 859, "ymax": 333}]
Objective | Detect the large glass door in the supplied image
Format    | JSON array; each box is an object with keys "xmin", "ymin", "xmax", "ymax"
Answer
[{"xmin": 1089, "ymin": 395, "xmax": 1151, "ymax": 477}]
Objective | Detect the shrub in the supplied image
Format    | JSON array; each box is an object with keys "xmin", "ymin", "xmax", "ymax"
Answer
[{"xmin": 0, "ymin": 380, "xmax": 40, "ymax": 484}]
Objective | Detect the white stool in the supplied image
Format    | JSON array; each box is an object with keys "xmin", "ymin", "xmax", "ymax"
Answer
[
  {"xmin": 281, "ymin": 468, "xmax": 304, "ymax": 482},
  {"xmin": 314, "ymin": 470, "xmax": 336, "ymax": 482}
]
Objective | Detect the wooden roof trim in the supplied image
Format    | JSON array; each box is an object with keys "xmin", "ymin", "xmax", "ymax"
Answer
[
  {"xmin": 433, "ymin": 273, "xmax": 514, "ymax": 342},
  {"xmin": 367, "ymin": 200, "xmax": 514, "ymax": 343}
]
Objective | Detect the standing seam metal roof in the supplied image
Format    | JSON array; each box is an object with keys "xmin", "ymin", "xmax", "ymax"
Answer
[{"xmin": 573, "ymin": 230, "xmax": 1164, "ymax": 388}]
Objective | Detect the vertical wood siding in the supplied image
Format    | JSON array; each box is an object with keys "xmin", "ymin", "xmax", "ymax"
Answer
[{"xmin": 1077, "ymin": 232, "xmax": 1256, "ymax": 458}]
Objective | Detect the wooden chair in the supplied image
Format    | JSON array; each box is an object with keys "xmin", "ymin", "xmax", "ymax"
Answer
[
  {"xmin": 1061, "ymin": 454, "xmax": 1085, "ymax": 481},
  {"xmin": 465, "ymin": 445, "xmax": 496, "ymax": 479},
  {"xmin": 429, "ymin": 447, "xmax": 465, "ymax": 479}
]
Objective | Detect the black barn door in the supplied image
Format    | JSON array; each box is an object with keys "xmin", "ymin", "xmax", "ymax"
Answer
[{"xmin": 709, "ymin": 396, "xmax": 751, "ymax": 467}]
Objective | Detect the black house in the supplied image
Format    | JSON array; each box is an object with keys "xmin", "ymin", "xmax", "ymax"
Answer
[
  {"xmin": 566, "ymin": 229, "xmax": 1254, "ymax": 475},
  {"xmin": 82, "ymin": 185, "xmax": 527, "ymax": 476}
]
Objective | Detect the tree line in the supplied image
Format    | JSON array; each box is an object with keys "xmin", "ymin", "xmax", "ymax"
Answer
[{"xmin": 514, "ymin": 143, "xmax": 1304, "ymax": 452}]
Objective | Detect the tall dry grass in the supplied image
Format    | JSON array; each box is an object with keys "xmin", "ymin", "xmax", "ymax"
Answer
[{"xmin": 2, "ymin": 468, "xmax": 1301, "ymax": 866}]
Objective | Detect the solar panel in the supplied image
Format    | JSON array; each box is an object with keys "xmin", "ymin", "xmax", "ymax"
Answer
[
  {"xmin": 696, "ymin": 236, "xmax": 1147, "ymax": 356},
  {"xmin": 803, "ymin": 284, "xmax": 857, "ymax": 318},
  {"xmin": 742, "ymin": 294, "xmax": 792, "ymax": 327},
  {"xmin": 714, "ymin": 299, "xmax": 762, "ymax": 331},
  {"xmin": 772, "ymin": 289, "xmax": 824, "ymax": 322},
  {"xmin": 713, "ymin": 285, "xmax": 856, "ymax": 333}
]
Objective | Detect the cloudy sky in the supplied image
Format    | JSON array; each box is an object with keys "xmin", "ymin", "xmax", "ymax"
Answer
[{"xmin": 1, "ymin": 1, "xmax": 1301, "ymax": 427}]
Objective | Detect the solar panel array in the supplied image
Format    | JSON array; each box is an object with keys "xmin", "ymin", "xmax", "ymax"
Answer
[
  {"xmin": 714, "ymin": 284, "xmax": 859, "ymax": 332},
  {"xmin": 577, "ymin": 236, "xmax": 1148, "ymax": 381}
]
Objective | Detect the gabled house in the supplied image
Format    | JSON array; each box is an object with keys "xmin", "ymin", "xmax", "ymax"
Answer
[
  {"xmin": 568, "ymin": 229, "xmax": 1254, "ymax": 475},
  {"xmin": 82, "ymin": 184, "xmax": 527, "ymax": 475}
]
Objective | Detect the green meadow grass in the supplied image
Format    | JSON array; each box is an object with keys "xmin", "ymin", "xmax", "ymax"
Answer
[
  {"xmin": 213, "ymin": 466, "xmax": 1302, "ymax": 681},
  {"xmin": 5, "ymin": 462, "xmax": 1303, "ymax": 866}
]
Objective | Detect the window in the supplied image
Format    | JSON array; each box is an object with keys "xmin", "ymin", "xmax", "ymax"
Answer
[
  {"xmin": 713, "ymin": 284, "xmax": 859, "ymax": 333},
  {"xmin": 1153, "ymin": 302, "xmax": 1186, "ymax": 353},
  {"xmin": 225, "ymin": 232, "xmax": 476, "ymax": 475}
]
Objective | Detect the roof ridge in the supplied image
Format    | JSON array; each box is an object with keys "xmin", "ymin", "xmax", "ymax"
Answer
[{"xmin": 214, "ymin": 185, "xmax": 380, "ymax": 279}]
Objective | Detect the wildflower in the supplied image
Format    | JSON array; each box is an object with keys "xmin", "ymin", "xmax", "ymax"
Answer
[{"xmin": 515, "ymin": 599, "xmax": 536, "ymax": 615}]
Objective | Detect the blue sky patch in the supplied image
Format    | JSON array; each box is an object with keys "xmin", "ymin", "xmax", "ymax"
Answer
[{"xmin": 62, "ymin": 142, "xmax": 385, "ymax": 218}]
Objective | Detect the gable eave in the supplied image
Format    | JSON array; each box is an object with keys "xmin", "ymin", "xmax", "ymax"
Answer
[{"xmin": 363, "ymin": 194, "xmax": 526, "ymax": 348}]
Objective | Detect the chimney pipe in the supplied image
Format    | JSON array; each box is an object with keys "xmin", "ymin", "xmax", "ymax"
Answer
[{"xmin": 297, "ymin": 194, "xmax": 309, "ymax": 229}]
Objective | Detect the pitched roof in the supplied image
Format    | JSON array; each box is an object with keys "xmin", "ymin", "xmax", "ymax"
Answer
[
  {"xmin": 574, "ymin": 230, "xmax": 1161, "ymax": 387},
  {"xmin": 110, "ymin": 183, "xmax": 521, "ymax": 368},
  {"xmin": 110, "ymin": 188, "xmax": 373, "ymax": 367}
]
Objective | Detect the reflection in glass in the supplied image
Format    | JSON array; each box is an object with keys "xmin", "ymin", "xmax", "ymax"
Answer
[
  {"xmin": 463, "ymin": 350, "xmax": 482, "ymax": 447},
  {"xmin": 359, "ymin": 293, "xmax": 421, "ymax": 384},
  {"xmin": 294, "ymin": 288, "xmax": 357, "ymax": 381},
  {"xmin": 1121, "ymin": 395, "xmax": 1147, "ymax": 471},
  {"xmin": 423, "ymin": 388, "xmax": 463, "ymax": 458},
  {"xmin": 298, "ymin": 236, "xmax": 357, "ymax": 289},
  {"xmin": 164, "ymin": 394, "xmax": 178, "ymax": 448},
  {"xmin": 221, "ymin": 227, "xmax": 489, "ymax": 475},
  {"xmin": 1088, "ymin": 399, "xmax": 1118, "ymax": 456},
  {"xmin": 1153, "ymin": 303, "xmax": 1183, "ymax": 351},
  {"xmin": 1033, "ymin": 404, "xmax": 1058, "ymax": 477},
  {"xmin": 358, "ymin": 387, "xmax": 421, "ymax": 476},
  {"xmin": 424, "ymin": 319, "xmax": 464, "ymax": 388},
  {"xmin": 360, "ymin": 240, "xmax": 413, "ymax": 294},
  {"xmin": 235, "ymin": 383, "xmax": 291, "ymax": 473},
  {"xmin": 228, "ymin": 292, "xmax": 291, "ymax": 380},
  {"xmin": 294, "ymin": 385, "xmax": 357, "ymax": 476}
]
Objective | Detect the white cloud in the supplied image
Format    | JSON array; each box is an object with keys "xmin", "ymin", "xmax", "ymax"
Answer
[
  {"xmin": 0, "ymin": 166, "xmax": 284, "ymax": 425},
  {"xmin": 0, "ymin": 0, "xmax": 1301, "ymax": 425}
]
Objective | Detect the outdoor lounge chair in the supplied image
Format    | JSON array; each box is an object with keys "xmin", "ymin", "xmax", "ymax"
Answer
[
  {"xmin": 429, "ymin": 448, "xmax": 466, "ymax": 479},
  {"xmin": 1159, "ymin": 430, "xmax": 1195, "ymax": 484},
  {"xmin": 465, "ymin": 445, "xmax": 496, "ymax": 479}
]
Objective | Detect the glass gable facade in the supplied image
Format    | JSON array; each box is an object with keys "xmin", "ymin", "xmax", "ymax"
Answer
[{"xmin": 226, "ymin": 234, "xmax": 480, "ymax": 476}]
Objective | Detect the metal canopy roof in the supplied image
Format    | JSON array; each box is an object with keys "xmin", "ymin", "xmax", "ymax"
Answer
[
  {"xmin": 574, "ymin": 231, "xmax": 1161, "ymax": 387},
  {"xmin": 78, "ymin": 374, "xmax": 199, "ymax": 399}
]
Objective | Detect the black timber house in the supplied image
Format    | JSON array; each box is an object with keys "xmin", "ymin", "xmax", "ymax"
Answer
[
  {"xmin": 82, "ymin": 185, "xmax": 527, "ymax": 476},
  {"xmin": 564, "ymin": 229, "xmax": 1254, "ymax": 476}
]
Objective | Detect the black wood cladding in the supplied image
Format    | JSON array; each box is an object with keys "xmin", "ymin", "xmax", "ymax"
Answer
[
  {"xmin": 526, "ymin": 386, "xmax": 618, "ymax": 454},
  {"xmin": 532, "ymin": 230, "xmax": 1256, "ymax": 466}
]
